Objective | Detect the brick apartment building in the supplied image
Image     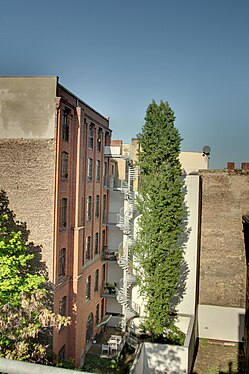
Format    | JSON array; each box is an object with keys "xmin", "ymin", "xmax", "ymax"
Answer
[{"xmin": 0, "ymin": 76, "xmax": 111, "ymax": 367}]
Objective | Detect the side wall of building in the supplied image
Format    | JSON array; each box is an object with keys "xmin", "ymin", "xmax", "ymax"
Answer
[
  {"xmin": 0, "ymin": 139, "xmax": 56, "ymax": 278},
  {"xmin": 0, "ymin": 76, "xmax": 57, "ymax": 138},
  {"xmin": 198, "ymin": 170, "xmax": 249, "ymax": 341}
]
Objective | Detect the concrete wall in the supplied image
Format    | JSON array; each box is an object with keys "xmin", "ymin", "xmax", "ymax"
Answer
[
  {"xmin": 0, "ymin": 139, "xmax": 56, "ymax": 278},
  {"xmin": 198, "ymin": 305, "xmax": 245, "ymax": 342},
  {"xmin": 199, "ymin": 170, "xmax": 248, "ymax": 308},
  {"xmin": 0, "ymin": 76, "xmax": 57, "ymax": 138}
]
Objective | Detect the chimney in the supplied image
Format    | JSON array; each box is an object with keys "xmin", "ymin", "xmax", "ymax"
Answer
[
  {"xmin": 227, "ymin": 162, "xmax": 235, "ymax": 170},
  {"xmin": 241, "ymin": 163, "xmax": 249, "ymax": 170}
]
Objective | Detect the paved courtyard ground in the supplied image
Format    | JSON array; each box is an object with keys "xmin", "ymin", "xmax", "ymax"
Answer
[{"xmin": 192, "ymin": 340, "xmax": 246, "ymax": 374}]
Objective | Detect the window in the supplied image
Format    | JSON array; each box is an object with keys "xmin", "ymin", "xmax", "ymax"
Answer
[
  {"xmin": 102, "ymin": 195, "xmax": 106, "ymax": 223},
  {"xmin": 102, "ymin": 264, "xmax": 106, "ymax": 284},
  {"xmin": 97, "ymin": 128, "xmax": 102, "ymax": 152},
  {"xmin": 61, "ymin": 152, "xmax": 68, "ymax": 179},
  {"xmin": 103, "ymin": 162, "xmax": 107, "ymax": 188},
  {"xmin": 59, "ymin": 248, "xmax": 66, "ymax": 277},
  {"xmin": 86, "ymin": 196, "xmax": 92, "ymax": 221},
  {"xmin": 59, "ymin": 296, "xmax": 67, "ymax": 316},
  {"xmin": 59, "ymin": 198, "xmax": 67, "ymax": 229},
  {"xmin": 96, "ymin": 304, "xmax": 100, "ymax": 325},
  {"xmin": 58, "ymin": 345, "xmax": 65, "ymax": 362},
  {"xmin": 87, "ymin": 158, "xmax": 93, "ymax": 181},
  {"xmin": 88, "ymin": 125, "xmax": 94, "ymax": 149},
  {"xmin": 86, "ymin": 276, "xmax": 91, "ymax": 300},
  {"xmin": 94, "ymin": 232, "xmax": 99, "ymax": 255},
  {"xmin": 94, "ymin": 269, "xmax": 99, "ymax": 292},
  {"xmin": 96, "ymin": 160, "xmax": 101, "ymax": 182},
  {"xmin": 86, "ymin": 313, "xmax": 93, "ymax": 345},
  {"xmin": 105, "ymin": 132, "xmax": 110, "ymax": 146},
  {"xmin": 102, "ymin": 230, "xmax": 106, "ymax": 253},
  {"xmin": 101, "ymin": 298, "xmax": 105, "ymax": 320},
  {"xmin": 95, "ymin": 195, "xmax": 100, "ymax": 218},
  {"xmin": 86, "ymin": 236, "xmax": 91, "ymax": 261},
  {"xmin": 62, "ymin": 110, "xmax": 69, "ymax": 141}
]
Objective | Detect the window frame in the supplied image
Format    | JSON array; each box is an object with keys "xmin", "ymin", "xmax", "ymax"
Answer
[
  {"xmin": 59, "ymin": 248, "xmax": 66, "ymax": 277},
  {"xmin": 86, "ymin": 276, "xmax": 91, "ymax": 301},
  {"xmin": 59, "ymin": 296, "xmax": 67, "ymax": 316},
  {"xmin": 94, "ymin": 232, "xmax": 99, "ymax": 255},
  {"xmin": 86, "ymin": 196, "xmax": 92, "ymax": 221},
  {"xmin": 62, "ymin": 110, "xmax": 70, "ymax": 142},
  {"xmin": 59, "ymin": 198, "xmax": 67, "ymax": 229},
  {"xmin": 88, "ymin": 125, "xmax": 94, "ymax": 149},
  {"xmin": 96, "ymin": 160, "xmax": 101, "ymax": 183},
  {"xmin": 61, "ymin": 151, "xmax": 69, "ymax": 179},
  {"xmin": 94, "ymin": 269, "xmax": 99, "ymax": 292},
  {"xmin": 86, "ymin": 236, "xmax": 91, "ymax": 261},
  {"xmin": 87, "ymin": 158, "xmax": 93, "ymax": 182}
]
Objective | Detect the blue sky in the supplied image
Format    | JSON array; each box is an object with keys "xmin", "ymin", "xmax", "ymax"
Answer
[{"xmin": 0, "ymin": 0, "xmax": 248, "ymax": 168}]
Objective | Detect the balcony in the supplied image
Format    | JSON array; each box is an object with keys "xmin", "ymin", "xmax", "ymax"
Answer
[
  {"xmin": 102, "ymin": 248, "xmax": 118, "ymax": 261},
  {"xmin": 101, "ymin": 282, "xmax": 117, "ymax": 298}
]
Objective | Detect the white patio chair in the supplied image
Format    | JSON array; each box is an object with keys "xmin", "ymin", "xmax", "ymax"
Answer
[{"xmin": 101, "ymin": 344, "xmax": 109, "ymax": 357}]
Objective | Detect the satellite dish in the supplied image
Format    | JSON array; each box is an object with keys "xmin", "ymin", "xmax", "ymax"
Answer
[{"xmin": 203, "ymin": 145, "xmax": 211, "ymax": 156}]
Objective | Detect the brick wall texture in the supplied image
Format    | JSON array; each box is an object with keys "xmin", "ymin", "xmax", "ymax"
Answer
[
  {"xmin": 0, "ymin": 139, "xmax": 56, "ymax": 278},
  {"xmin": 199, "ymin": 170, "xmax": 249, "ymax": 308}
]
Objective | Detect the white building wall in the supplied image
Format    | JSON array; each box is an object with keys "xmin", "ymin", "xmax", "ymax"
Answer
[
  {"xmin": 198, "ymin": 304, "xmax": 245, "ymax": 342},
  {"xmin": 177, "ymin": 175, "xmax": 200, "ymax": 315}
]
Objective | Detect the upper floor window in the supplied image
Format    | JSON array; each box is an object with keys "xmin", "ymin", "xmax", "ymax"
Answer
[
  {"xmin": 62, "ymin": 110, "xmax": 70, "ymax": 141},
  {"xmin": 88, "ymin": 125, "xmax": 94, "ymax": 149},
  {"xmin": 59, "ymin": 198, "xmax": 67, "ymax": 229},
  {"xmin": 86, "ymin": 196, "xmax": 92, "ymax": 221},
  {"xmin": 105, "ymin": 132, "xmax": 110, "ymax": 146},
  {"xmin": 96, "ymin": 304, "xmax": 100, "ymax": 325},
  {"xmin": 103, "ymin": 162, "xmax": 107, "ymax": 188},
  {"xmin": 59, "ymin": 248, "xmax": 66, "ymax": 277},
  {"xmin": 102, "ymin": 195, "xmax": 106, "ymax": 223},
  {"xmin": 96, "ymin": 160, "xmax": 101, "ymax": 183},
  {"xmin": 88, "ymin": 158, "xmax": 93, "ymax": 182},
  {"xmin": 97, "ymin": 128, "xmax": 102, "ymax": 152},
  {"xmin": 59, "ymin": 296, "xmax": 67, "ymax": 316},
  {"xmin": 94, "ymin": 269, "xmax": 99, "ymax": 292},
  {"xmin": 86, "ymin": 276, "xmax": 91, "ymax": 300},
  {"xmin": 86, "ymin": 236, "xmax": 91, "ymax": 261},
  {"xmin": 61, "ymin": 152, "xmax": 69, "ymax": 179},
  {"xmin": 102, "ymin": 263, "xmax": 106, "ymax": 284},
  {"xmin": 94, "ymin": 232, "xmax": 99, "ymax": 255},
  {"xmin": 102, "ymin": 229, "xmax": 106, "ymax": 254},
  {"xmin": 95, "ymin": 195, "xmax": 100, "ymax": 218}
]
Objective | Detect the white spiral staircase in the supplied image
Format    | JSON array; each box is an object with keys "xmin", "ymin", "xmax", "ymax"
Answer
[{"xmin": 115, "ymin": 161, "xmax": 139, "ymax": 329}]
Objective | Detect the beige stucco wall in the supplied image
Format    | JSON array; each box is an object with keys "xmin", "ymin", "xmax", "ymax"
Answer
[
  {"xmin": 0, "ymin": 76, "xmax": 57, "ymax": 138},
  {"xmin": 179, "ymin": 152, "xmax": 209, "ymax": 174}
]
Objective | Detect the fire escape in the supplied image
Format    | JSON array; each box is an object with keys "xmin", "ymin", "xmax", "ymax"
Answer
[{"xmin": 115, "ymin": 160, "xmax": 139, "ymax": 330}]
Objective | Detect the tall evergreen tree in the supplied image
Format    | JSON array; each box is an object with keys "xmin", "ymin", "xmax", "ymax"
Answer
[{"xmin": 134, "ymin": 100, "xmax": 185, "ymax": 338}]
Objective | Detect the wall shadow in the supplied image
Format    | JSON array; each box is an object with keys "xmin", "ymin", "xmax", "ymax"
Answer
[{"xmin": 0, "ymin": 189, "xmax": 54, "ymax": 347}]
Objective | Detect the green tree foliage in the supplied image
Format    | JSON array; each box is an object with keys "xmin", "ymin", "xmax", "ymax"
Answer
[
  {"xmin": 0, "ymin": 190, "xmax": 71, "ymax": 363},
  {"xmin": 134, "ymin": 100, "xmax": 185, "ymax": 338}
]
